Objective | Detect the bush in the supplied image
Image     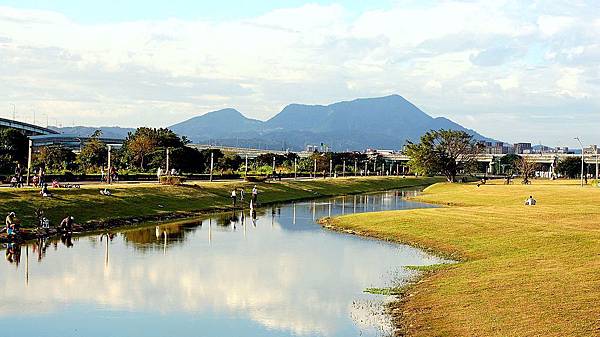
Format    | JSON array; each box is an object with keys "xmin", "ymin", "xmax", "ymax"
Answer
[
  {"xmin": 160, "ymin": 176, "xmax": 187, "ymax": 185},
  {"xmin": 245, "ymin": 176, "xmax": 268, "ymax": 183}
]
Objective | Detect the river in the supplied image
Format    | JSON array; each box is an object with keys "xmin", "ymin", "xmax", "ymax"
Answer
[{"xmin": 0, "ymin": 189, "xmax": 444, "ymax": 337}]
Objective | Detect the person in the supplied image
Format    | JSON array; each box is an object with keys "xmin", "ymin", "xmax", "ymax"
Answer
[
  {"xmin": 14, "ymin": 164, "xmax": 23, "ymax": 188},
  {"xmin": 171, "ymin": 168, "xmax": 176, "ymax": 176},
  {"xmin": 32, "ymin": 175, "xmax": 39, "ymax": 188},
  {"xmin": 59, "ymin": 216, "xmax": 75, "ymax": 232},
  {"xmin": 5, "ymin": 212, "xmax": 17, "ymax": 236},
  {"xmin": 38, "ymin": 167, "xmax": 45, "ymax": 185},
  {"xmin": 40, "ymin": 183, "xmax": 52, "ymax": 197},
  {"xmin": 239, "ymin": 189, "xmax": 245, "ymax": 202},
  {"xmin": 525, "ymin": 196, "xmax": 537, "ymax": 206},
  {"xmin": 157, "ymin": 167, "xmax": 163, "ymax": 183},
  {"xmin": 231, "ymin": 189, "xmax": 237, "ymax": 207},
  {"xmin": 101, "ymin": 167, "xmax": 105, "ymax": 182},
  {"xmin": 100, "ymin": 188, "xmax": 111, "ymax": 196},
  {"xmin": 52, "ymin": 179, "xmax": 60, "ymax": 188},
  {"xmin": 10, "ymin": 176, "xmax": 18, "ymax": 188},
  {"xmin": 252, "ymin": 185, "xmax": 258, "ymax": 205}
]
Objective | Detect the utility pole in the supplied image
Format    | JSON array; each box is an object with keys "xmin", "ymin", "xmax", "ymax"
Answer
[
  {"xmin": 342, "ymin": 160, "xmax": 346, "ymax": 177},
  {"xmin": 575, "ymin": 137, "xmax": 584, "ymax": 187},
  {"xmin": 245, "ymin": 154, "xmax": 249, "ymax": 177},
  {"xmin": 210, "ymin": 152, "xmax": 214, "ymax": 182},
  {"xmin": 329, "ymin": 159, "xmax": 333, "ymax": 178},
  {"xmin": 364, "ymin": 161, "xmax": 368, "ymax": 176},
  {"xmin": 107, "ymin": 145, "xmax": 112, "ymax": 184},
  {"xmin": 313, "ymin": 158, "xmax": 317, "ymax": 178},
  {"xmin": 272, "ymin": 156, "xmax": 276, "ymax": 175},
  {"xmin": 354, "ymin": 160, "xmax": 358, "ymax": 176},
  {"xmin": 294, "ymin": 158, "xmax": 297, "ymax": 179}
]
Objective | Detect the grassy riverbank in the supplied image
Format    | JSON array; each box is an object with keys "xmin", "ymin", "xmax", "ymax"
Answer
[
  {"xmin": 324, "ymin": 180, "xmax": 600, "ymax": 336},
  {"xmin": 0, "ymin": 176, "xmax": 441, "ymax": 228}
]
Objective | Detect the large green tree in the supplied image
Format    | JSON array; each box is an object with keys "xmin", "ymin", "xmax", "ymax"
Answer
[
  {"xmin": 555, "ymin": 157, "xmax": 581, "ymax": 179},
  {"xmin": 405, "ymin": 129, "xmax": 481, "ymax": 182},
  {"xmin": 0, "ymin": 128, "xmax": 28, "ymax": 172},
  {"xmin": 77, "ymin": 130, "xmax": 107, "ymax": 171}
]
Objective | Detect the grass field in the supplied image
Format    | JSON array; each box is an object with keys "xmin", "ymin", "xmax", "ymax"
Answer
[
  {"xmin": 0, "ymin": 176, "xmax": 441, "ymax": 228},
  {"xmin": 326, "ymin": 180, "xmax": 600, "ymax": 336}
]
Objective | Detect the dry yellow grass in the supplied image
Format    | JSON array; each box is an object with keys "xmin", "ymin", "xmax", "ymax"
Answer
[{"xmin": 328, "ymin": 180, "xmax": 600, "ymax": 336}]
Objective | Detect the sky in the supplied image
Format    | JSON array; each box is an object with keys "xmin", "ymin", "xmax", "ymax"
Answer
[{"xmin": 0, "ymin": 0, "xmax": 598, "ymax": 147}]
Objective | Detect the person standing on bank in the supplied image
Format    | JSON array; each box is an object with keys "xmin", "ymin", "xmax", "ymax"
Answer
[{"xmin": 231, "ymin": 189, "xmax": 237, "ymax": 208}]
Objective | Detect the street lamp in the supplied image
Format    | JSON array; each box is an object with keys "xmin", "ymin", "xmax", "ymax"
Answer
[{"xmin": 575, "ymin": 137, "xmax": 584, "ymax": 187}]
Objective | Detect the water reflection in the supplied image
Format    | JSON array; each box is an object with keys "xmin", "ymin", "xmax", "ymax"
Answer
[{"xmin": 0, "ymin": 190, "xmax": 442, "ymax": 337}]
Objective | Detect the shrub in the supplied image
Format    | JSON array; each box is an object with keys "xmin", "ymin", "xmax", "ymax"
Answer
[{"xmin": 160, "ymin": 175, "xmax": 187, "ymax": 185}]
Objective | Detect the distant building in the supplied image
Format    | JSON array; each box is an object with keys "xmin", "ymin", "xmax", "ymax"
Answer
[
  {"xmin": 305, "ymin": 144, "xmax": 319, "ymax": 152},
  {"xmin": 514, "ymin": 143, "xmax": 532, "ymax": 154}
]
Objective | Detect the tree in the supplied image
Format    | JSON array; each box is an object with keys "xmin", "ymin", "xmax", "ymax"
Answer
[
  {"xmin": 0, "ymin": 128, "xmax": 28, "ymax": 172},
  {"xmin": 555, "ymin": 157, "xmax": 581, "ymax": 179},
  {"xmin": 127, "ymin": 134, "xmax": 156, "ymax": 169},
  {"xmin": 499, "ymin": 154, "xmax": 521, "ymax": 175},
  {"xmin": 77, "ymin": 130, "xmax": 107, "ymax": 171},
  {"xmin": 516, "ymin": 156, "xmax": 538, "ymax": 184},
  {"xmin": 34, "ymin": 146, "xmax": 77, "ymax": 172},
  {"xmin": 405, "ymin": 129, "xmax": 481, "ymax": 182}
]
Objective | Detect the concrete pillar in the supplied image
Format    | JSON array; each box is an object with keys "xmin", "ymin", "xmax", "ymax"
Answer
[{"xmin": 26, "ymin": 139, "xmax": 32, "ymax": 186}]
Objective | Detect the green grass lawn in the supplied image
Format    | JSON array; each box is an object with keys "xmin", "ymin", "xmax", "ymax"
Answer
[
  {"xmin": 326, "ymin": 180, "xmax": 600, "ymax": 337},
  {"xmin": 0, "ymin": 176, "xmax": 441, "ymax": 227}
]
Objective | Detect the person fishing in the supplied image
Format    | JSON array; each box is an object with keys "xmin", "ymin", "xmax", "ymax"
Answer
[
  {"xmin": 5, "ymin": 212, "xmax": 18, "ymax": 236},
  {"xmin": 59, "ymin": 216, "xmax": 75, "ymax": 233}
]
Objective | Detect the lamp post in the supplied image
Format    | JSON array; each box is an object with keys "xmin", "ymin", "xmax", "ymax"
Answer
[{"xmin": 575, "ymin": 137, "xmax": 584, "ymax": 187}]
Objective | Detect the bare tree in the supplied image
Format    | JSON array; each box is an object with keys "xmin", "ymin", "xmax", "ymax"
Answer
[{"xmin": 517, "ymin": 156, "xmax": 538, "ymax": 184}]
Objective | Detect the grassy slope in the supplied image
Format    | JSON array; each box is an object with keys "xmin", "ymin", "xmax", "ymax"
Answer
[
  {"xmin": 328, "ymin": 180, "xmax": 600, "ymax": 337},
  {"xmin": 0, "ymin": 176, "xmax": 441, "ymax": 227}
]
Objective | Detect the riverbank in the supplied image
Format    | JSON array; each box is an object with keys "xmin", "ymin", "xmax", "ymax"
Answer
[
  {"xmin": 0, "ymin": 176, "xmax": 441, "ymax": 242},
  {"xmin": 322, "ymin": 180, "xmax": 599, "ymax": 336}
]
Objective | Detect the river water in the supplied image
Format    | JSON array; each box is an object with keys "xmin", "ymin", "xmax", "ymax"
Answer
[{"xmin": 0, "ymin": 189, "xmax": 444, "ymax": 337}]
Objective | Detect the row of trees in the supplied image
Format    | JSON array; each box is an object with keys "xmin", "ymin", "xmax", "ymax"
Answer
[{"xmin": 0, "ymin": 126, "xmax": 588, "ymax": 180}]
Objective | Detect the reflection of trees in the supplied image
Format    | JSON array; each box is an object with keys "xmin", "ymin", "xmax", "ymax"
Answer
[{"xmin": 121, "ymin": 220, "xmax": 203, "ymax": 251}]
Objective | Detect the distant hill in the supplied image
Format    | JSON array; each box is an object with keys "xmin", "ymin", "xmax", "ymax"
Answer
[
  {"xmin": 50, "ymin": 126, "xmax": 134, "ymax": 139},
  {"xmin": 169, "ymin": 108, "xmax": 262, "ymax": 140},
  {"xmin": 170, "ymin": 95, "xmax": 491, "ymax": 151}
]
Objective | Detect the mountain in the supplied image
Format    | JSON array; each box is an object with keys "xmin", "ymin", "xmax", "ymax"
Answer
[
  {"xmin": 169, "ymin": 95, "xmax": 490, "ymax": 151},
  {"xmin": 169, "ymin": 108, "xmax": 262, "ymax": 141},
  {"xmin": 50, "ymin": 126, "xmax": 134, "ymax": 139}
]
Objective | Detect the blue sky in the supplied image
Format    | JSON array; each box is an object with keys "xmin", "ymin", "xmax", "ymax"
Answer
[
  {"xmin": 0, "ymin": 1, "xmax": 599, "ymax": 147},
  {"xmin": 0, "ymin": 0, "xmax": 396, "ymax": 22}
]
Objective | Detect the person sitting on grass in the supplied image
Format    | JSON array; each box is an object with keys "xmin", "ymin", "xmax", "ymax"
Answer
[
  {"xmin": 10, "ymin": 176, "xmax": 18, "ymax": 188},
  {"xmin": 100, "ymin": 188, "xmax": 111, "ymax": 196},
  {"xmin": 52, "ymin": 179, "xmax": 60, "ymax": 188},
  {"xmin": 525, "ymin": 195, "xmax": 537, "ymax": 206},
  {"xmin": 40, "ymin": 183, "xmax": 52, "ymax": 197}
]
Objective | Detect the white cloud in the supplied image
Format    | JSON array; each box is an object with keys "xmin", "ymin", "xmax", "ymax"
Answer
[{"xmin": 0, "ymin": 2, "xmax": 598, "ymax": 145}]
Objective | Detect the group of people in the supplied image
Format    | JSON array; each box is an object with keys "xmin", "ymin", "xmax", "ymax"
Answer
[
  {"xmin": 100, "ymin": 166, "xmax": 119, "ymax": 183},
  {"xmin": 4, "ymin": 211, "xmax": 78, "ymax": 240},
  {"xmin": 230, "ymin": 185, "xmax": 259, "ymax": 208},
  {"xmin": 156, "ymin": 167, "xmax": 179, "ymax": 182}
]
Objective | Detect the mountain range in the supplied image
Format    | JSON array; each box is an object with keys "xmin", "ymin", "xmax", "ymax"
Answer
[{"xmin": 54, "ymin": 95, "xmax": 490, "ymax": 151}]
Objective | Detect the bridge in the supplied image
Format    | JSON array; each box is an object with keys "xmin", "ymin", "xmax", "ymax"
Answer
[
  {"xmin": 189, "ymin": 144, "xmax": 312, "ymax": 159},
  {"xmin": 0, "ymin": 117, "xmax": 59, "ymax": 136}
]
